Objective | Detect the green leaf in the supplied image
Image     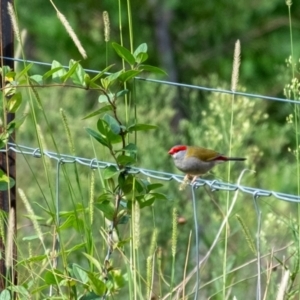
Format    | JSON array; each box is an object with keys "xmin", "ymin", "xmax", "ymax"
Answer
[
  {"xmin": 90, "ymin": 64, "xmax": 115, "ymax": 84},
  {"xmin": 84, "ymin": 73, "xmax": 90, "ymax": 87},
  {"xmin": 100, "ymin": 78, "xmax": 109, "ymax": 90},
  {"xmin": 30, "ymin": 74, "xmax": 43, "ymax": 84},
  {"xmin": 43, "ymin": 66, "xmax": 63, "ymax": 80},
  {"xmin": 116, "ymin": 89, "xmax": 129, "ymax": 98},
  {"xmin": 98, "ymin": 192, "xmax": 114, "ymax": 203},
  {"xmin": 51, "ymin": 60, "xmax": 67, "ymax": 80},
  {"xmin": 103, "ymin": 114, "xmax": 120, "ymax": 135},
  {"xmin": 101, "ymin": 71, "xmax": 123, "ymax": 89},
  {"xmin": 0, "ymin": 133, "xmax": 9, "ymax": 148},
  {"xmin": 65, "ymin": 243, "xmax": 85, "ymax": 254},
  {"xmin": 60, "ymin": 60, "xmax": 79, "ymax": 83},
  {"xmin": 72, "ymin": 263, "xmax": 89, "ymax": 284},
  {"xmin": 127, "ymin": 123, "xmax": 158, "ymax": 132},
  {"xmin": 79, "ymin": 291, "xmax": 102, "ymax": 300},
  {"xmin": 97, "ymin": 119, "xmax": 122, "ymax": 144},
  {"xmin": 147, "ymin": 183, "xmax": 164, "ymax": 191},
  {"xmin": 0, "ymin": 66, "xmax": 12, "ymax": 76},
  {"xmin": 110, "ymin": 270, "xmax": 127, "ymax": 288},
  {"xmin": 87, "ymin": 272, "xmax": 106, "ymax": 296},
  {"xmin": 95, "ymin": 200, "xmax": 115, "ymax": 220},
  {"xmin": 0, "ymin": 169, "xmax": 15, "ymax": 191},
  {"xmin": 44, "ymin": 269, "xmax": 64, "ymax": 284},
  {"xmin": 106, "ymin": 70, "xmax": 123, "ymax": 83},
  {"xmin": 59, "ymin": 208, "xmax": 84, "ymax": 218},
  {"xmin": 112, "ymin": 42, "xmax": 135, "ymax": 65},
  {"xmin": 117, "ymin": 155, "xmax": 135, "ymax": 166},
  {"xmin": 98, "ymin": 94, "xmax": 112, "ymax": 103},
  {"xmin": 82, "ymin": 253, "xmax": 103, "ymax": 273},
  {"xmin": 6, "ymin": 286, "xmax": 30, "ymax": 298},
  {"xmin": 3, "ymin": 75, "xmax": 14, "ymax": 84},
  {"xmin": 118, "ymin": 70, "xmax": 142, "ymax": 82},
  {"xmin": 150, "ymin": 192, "xmax": 169, "ymax": 200},
  {"xmin": 51, "ymin": 60, "xmax": 62, "ymax": 68},
  {"xmin": 135, "ymin": 52, "xmax": 148, "ymax": 64},
  {"xmin": 139, "ymin": 64, "xmax": 168, "ymax": 75},
  {"xmin": 0, "ymin": 289, "xmax": 11, "ymax": 300},
  {"xmin": 88, "ymin": 81, "xmax": 102, "ymax": 89},
  {"xmin": 82, "ymin": 105, "xmax": 113, "ymax": 120},
  {"xmin": 139, "ymin": 197, "xmax": 155, "ymax": 208},
  {"xmin": 7, "ymin": 115, "xmax": 27, "ymax": 134},
  {"xmin": 134, "ymin": 179, "xmax": 147, "ymax": 194},
  {"xmin": 96, "ymin": 119, "xmax": 110, "ymax": 136},
  {"xmin": 15, "ymin": 63, "xmax": 33, "ymax": 80},
  {"xmin": 133, "ymin": 43, "xmax": 148, "ymax": 57},
  {"xmin": 118, "ymin": 174, "xmax": 134, "ymax": 194},
  {"xmin": 117, "ymin": 211, "xmax": 129, "ymax": 225},
  {"xmin": 70, "ymin": 60, "xmax": 86, "ymax": 85},
  {"xmin": 86, "ymin": 128, "xmax": 110, "ymax": 148},
  {"xmin": 123, "ymin": 143, "xmax": 137, "ymax": 153},
  {"xmin": 7, "ymin": 92, "xmax": 22, "ymax": 113},
  {"xmin": 103, "ymin": 165, "xmax": 119, "ymax": 179},
  {"xmin": 118, "ymin": 173, "xmax": 126, "ymax": 190},
  {"xmin": 18, "ymin": 254, "xmax": 47, "ymax": 262},
  {"xmin": 59, "ymin": 215, "xmax": 75, "ymax": 230}
]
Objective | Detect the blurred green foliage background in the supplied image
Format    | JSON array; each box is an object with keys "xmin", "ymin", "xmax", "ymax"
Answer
[{"xmin": 11, "ymin": 0, "xmax": 300, "ymax": 298}]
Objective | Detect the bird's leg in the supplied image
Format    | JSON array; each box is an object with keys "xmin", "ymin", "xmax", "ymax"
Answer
[
  {"xmin": 191, "ymin": 176, "xmax": 199, "ymax": 183},
  {"xmin": 180, "ymin": 174, "xmax": 199, "ymax": 190}
]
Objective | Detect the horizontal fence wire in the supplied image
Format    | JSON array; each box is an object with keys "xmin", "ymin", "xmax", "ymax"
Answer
[
  {"xmin": 2, "ymin": 142, "xmax": 300, "ymax": 203},
  {"xmin": 1, "ymin": 56, "xmax": 300, "ymax": 105},
  {"xmin": 1, "ymin": 56, "xmax": 300, "ymax": 202}
]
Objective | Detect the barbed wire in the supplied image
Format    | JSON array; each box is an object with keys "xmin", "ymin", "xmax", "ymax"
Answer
[
  {"xmin": 1, "ymin": 56, "xmax": 300, "ymax": 105},
  {"xmin": 2, "ymin": 142, "xmax": 300, "ymax": 203}
]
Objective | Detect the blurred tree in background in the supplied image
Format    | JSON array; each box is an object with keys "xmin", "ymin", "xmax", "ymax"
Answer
[
  {"xmin": 17, "ymin": 0, "xmax": 300, "ymax": 139},
  {"xmin": 17, "ymin": 0, "xmax": 299, "ymax": 93}
]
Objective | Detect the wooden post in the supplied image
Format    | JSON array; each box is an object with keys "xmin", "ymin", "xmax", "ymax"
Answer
[{"xmin": 0, "ymin": 0, "xmax": 17, "ymax": 291}]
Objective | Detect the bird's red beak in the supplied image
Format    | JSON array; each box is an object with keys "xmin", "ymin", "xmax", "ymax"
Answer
[{"xmin": 168, "ymin": 149, "xmax": 174, "ymax": 155}]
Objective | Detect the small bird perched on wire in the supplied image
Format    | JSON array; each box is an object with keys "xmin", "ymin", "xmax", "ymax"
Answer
[{"xmin": 168, "ymin": 145, "xmax": 246, "ymax": 183}]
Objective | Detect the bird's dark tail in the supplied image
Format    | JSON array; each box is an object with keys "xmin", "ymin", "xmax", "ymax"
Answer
[
  {"xmin": 211, "ymin": 155, "xmax": 246, "ymax": 162},
  {"xmin": 227, "ymin": 157, "xmax": 246, "ymax": 161}
]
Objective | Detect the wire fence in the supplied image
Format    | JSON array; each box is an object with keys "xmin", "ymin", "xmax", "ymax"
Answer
[
  {"xmin": 0, "ymin": 142, "xmax": 287, "ymax": 299},
  {"xmin": 3, "ymin": 142, "xmax": 300, "ymax": 203},
  {"xmin": 1, "ymin": 55, "xmax": 300, "ymax": 299}
]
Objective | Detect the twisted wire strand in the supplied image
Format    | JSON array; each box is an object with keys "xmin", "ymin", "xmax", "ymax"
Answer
[{"xmin": 2, "ymin": 142, "xmax": 300, "ymax": 203}]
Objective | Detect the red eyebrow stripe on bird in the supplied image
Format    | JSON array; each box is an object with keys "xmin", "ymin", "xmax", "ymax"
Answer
[{"xmin": 168, "ymin": 145, "xmax": 187, "ymax": 154}]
